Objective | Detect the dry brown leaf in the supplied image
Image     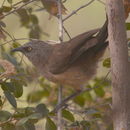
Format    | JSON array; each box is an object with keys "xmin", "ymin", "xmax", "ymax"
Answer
[
  {"xmin": 0, "ymin": 59, "xmax": 16, "ymax": 79},
  {"xmin": 124, "ymin": 0, "xmax": 130, "ymax": 19},
  {"xmin": 41, "ymin": 0, "xmax": 67, "ymax": 18}
]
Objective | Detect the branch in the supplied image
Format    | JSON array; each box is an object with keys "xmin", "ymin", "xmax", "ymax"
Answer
[
  {"xmin": 63, "ymin": 0, "xmax": 95, "ymax": 22},
  {"xmin": 57, "ymin": 0, "xmax": 64, "ymax": 129},
  {"xmin": 0, "ymin": 0, "xmax": 36, "ymax": 20}
]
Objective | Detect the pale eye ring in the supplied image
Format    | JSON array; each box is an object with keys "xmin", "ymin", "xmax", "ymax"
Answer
[{"xmin": 24, "ymin": 46, "xmax": 32, "ymax": 52}]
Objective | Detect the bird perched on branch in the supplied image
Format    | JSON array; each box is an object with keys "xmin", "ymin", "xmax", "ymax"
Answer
[{"xmin": 12, "ymin": 20, "xmax": 108, "ymax": 90}]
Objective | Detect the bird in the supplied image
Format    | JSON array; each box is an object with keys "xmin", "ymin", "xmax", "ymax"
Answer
[{"xmin": 12, "ymin": 20, "xmax": 108, "ymax": 90}]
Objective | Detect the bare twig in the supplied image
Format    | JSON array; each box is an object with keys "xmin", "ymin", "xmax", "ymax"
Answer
[
  {"xmin": 57, "ymin": 0, "xmax": 64, "ymax": 129},
  {"xmin": 0, "ymin": 38, "xmax": 40, "ymax": 46},
  {"xmin": 63, "ymin": 0, "xmax": 95, "ymax": 22},
  {"xmin": 63, "ymin": 26, "xmax": 71, "ymax": 39},
  {"xmin": 53, "ymin": 70, "xmax": 111, "ymax": 113},
  {"xmin": 0, "ymin": 0, "xmax": 36, "ymax": 19}
]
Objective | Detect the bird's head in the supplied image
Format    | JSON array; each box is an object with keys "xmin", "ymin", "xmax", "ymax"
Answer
[{"xmin": 12, "ymin": 40, "xmax": 53, "ymax": 67}]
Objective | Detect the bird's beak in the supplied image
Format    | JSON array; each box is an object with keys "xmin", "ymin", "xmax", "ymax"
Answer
[{"xmin": 11, "ymin": 47, "xmax": 23, "ymax": 53}]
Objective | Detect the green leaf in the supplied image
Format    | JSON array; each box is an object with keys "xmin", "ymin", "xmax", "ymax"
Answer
[
  {"xmin": 0, "ymin": 111, "xmax": 12, "ymax": 122},
  {"xmin": 45, "ymin": 117, "xmax": 57, "ymax": 130},
  {"xmin": 27, "ymin": 91, "xmax": 46, "ymax": 103},
  {"xmin": 73, "ymin": 94, "xmax": 85, "ymax": 107},
  {"xmin": 28, "ymin": 113, "xmax": 42, "ymax": 120},
  {"xmin": 83, "ymin": 91, "xmax": 93, "ymax": 102},
  {"xmin": 30, "ymin": 15, "xmax": 39, "ymax": 24},
  {"xmin": 1, "ymin": 123, "xmax": 15, "ymax": 130},
  {"xmin": 62, "ymin": 109, "xmax": 75, "ymax": 122},
  {"xmin": 1, "ymin": 6, "xmax": 12, "ymax": 12},
  {"xmin": 7, "ymin": 0, "xmax": 12, "ymax": 4},
  {"xmin": 4, "ymin": 91, "xmax": 17, "ymax": 108},
  {"xmin": 126, "ymin": 23, "xmax": 130, "ymax": 30},
  {"xmin": 29, "ymin": 25, "xmax": 41, "ymax": 39},
  {"xmin": 13, "ymin": 42, "xmax": 21, "ymax": 48},
  {"xmin": 36, "ymin": 104, "xmax": 49, "ymax": 117},
  {"xmin": 94, "ymin": 86, "xmax": 105, "ymax": 97},
  {"xmin": 17, "ymin": 9, "xmax": 30, "ymax": 26},
  {"xmin": 25, "ymin": 107, "xmax": 35, "ymax": 116},
  {"xmin": 80, "ymin": 120, "xmax": 91, "ymax": 130},
  {"xmin": 12, "ymin": 81, "xmax": 23, "ymax": 98},
  {"xmin": 103, "ymin": 58, "xmax": 111, "ymax": 68},
  {"xmin": 16, "ymin": 117, "xmax": 29, "ymax": 126}
]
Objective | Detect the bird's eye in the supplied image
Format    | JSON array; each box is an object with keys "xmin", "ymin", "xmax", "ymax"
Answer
[{"xmin": 24, "ymin": 47, "xmax": 32, "ymax": 52}]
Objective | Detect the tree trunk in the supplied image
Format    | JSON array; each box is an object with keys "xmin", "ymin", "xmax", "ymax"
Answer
[{"xmin": 106, "ymin": 0, "xmax": 130, "ymax": 130}]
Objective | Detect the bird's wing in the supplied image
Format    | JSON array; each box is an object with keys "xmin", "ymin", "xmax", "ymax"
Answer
[{"xmin": 48, "ymin": 29, "xmax": 99, "ymax": 74}]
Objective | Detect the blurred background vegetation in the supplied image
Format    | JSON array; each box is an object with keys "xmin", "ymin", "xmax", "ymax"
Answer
[{"xmin": 0, "ymin": 0, "xmax": 127, "ymax": 129}]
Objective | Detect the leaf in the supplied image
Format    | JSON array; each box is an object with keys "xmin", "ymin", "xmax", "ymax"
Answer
[
  {"xmin": 73, "ymin": 94, "xmax": 85, "ymax": 107},
  {"xmin": 7, "ymin": 0, "xmax": 12, "ymax": 4},
  {"xmin": 29, "ymin": 25, "xmax": 41, "ymax": 39},
  {"xmin": 0, "ymin": 111, "xmax": 12, "ymax": 122},
  {"xmin": 62, "ymin": 109, "xmax": 75, "ymax": 122},
  {"xmin": 4, "ymin": 91, "xmax": 17, "ymax": 108},
  {"xmin": 17, "ymin": 9, "xmax": 30, "ymax": 26},
  {"xmin": 103, "ymin": 58, "xmax": 111, "ymax": 68},
  {"xmin": 1, "ymin": 123, "xmax": 15, "ymax": 130},
  {"xmin": 80, "ymin": 120, "xmax": 91, "ymax": 130},
  {"xmin": 27, "ymin": 90, "xmax": 45, "ymax": 103},
  {"xmin": 16, "ymin": 117, "xmax": 29, "ymax": 126},
  {"xmin": 36, "ymin": 104, "xmax": 49, "ymax": 117},
  {"xmin": 0, "ymin": 21, "xmax": 6, "ymax": 27},
  {"xmin": 1, "ymin": 6, "xmax": 12, "ymax": 12},
  {"xmin": 94, "ymin": 86, "xmax": 105, "ymax": 97},
  {"xmin": 30, "ymin": 15, "xmax": 39, "ymax": 24},
  {"xmin": 45, "ymin": 117, "xmax": 57, "ymax": 130},
  {"xmin": 12, "ymin": 81, "xmax": 23, "ymax": 98},
  {"xmin": 28, "ymin": 113, "xmax": 42, "ymax": 120}
]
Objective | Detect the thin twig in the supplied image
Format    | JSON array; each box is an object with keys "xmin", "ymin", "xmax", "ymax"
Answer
[
  {"xmin": 0, "ymin": 38, "xmax": 40, "ymax": 46},
  {"xmin": 53, "ymin": 70, "xmax": 111, "ymax": 113},
  {"xmin": 57, "ymin": 0, "xmax": 64, "ymax": 129},
  {"xmin": 63, "ymin": 0, "xmax": 96, "ymax": 22},
  {"xmin": 0, "ymin": 0, "xmax": 36, "ymax": 19},
  {"xmin": 63, "ymin": 26, "xmax": 71, "ymax": 39}
]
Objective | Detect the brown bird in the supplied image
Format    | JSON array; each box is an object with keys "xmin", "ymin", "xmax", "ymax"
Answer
[{"xmin": 12, "ymin": 20, "xmax": 108, "ymax": 90}]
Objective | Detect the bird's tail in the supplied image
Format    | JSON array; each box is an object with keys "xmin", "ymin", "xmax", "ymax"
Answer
[{"xmin": 96, "ymin": 18, "xmax": 108, "ymax": 43}]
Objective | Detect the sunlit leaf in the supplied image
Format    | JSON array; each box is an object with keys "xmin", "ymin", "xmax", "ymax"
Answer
[
  {"xmin": 62, "ymin": 109, "xmax": 75, "ymax": 122},
  {"xmin": 27, "ymin": 90, "xmax": 46, "ymax": 103},
  {"xmin": 103, "ymin": 58, "xmax": 111, "ymax": 68},
  {"xmin": 1, "ymin": 6, "xmax": 12, "ymax": 12},
  {"xmin": 73, "ymin": 94, "xmax": 85, "ymax": 107},
  {"xmin": 0, "ymin": 111, "xmax": 12, "ymax": 122},
  {"xmin": 45, "ymin": 117, "xmax": 57, "ymax": 130}
]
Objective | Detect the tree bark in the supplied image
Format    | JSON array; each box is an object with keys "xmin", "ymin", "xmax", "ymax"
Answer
[{"xmin": 106, "ymin": 0, "xmax": 130, "ymax": 129}]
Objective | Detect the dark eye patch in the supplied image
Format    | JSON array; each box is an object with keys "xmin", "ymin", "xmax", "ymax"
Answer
[{"xmin": 24, "ymin": 46, "xmax": 33, "ymax": 52}]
